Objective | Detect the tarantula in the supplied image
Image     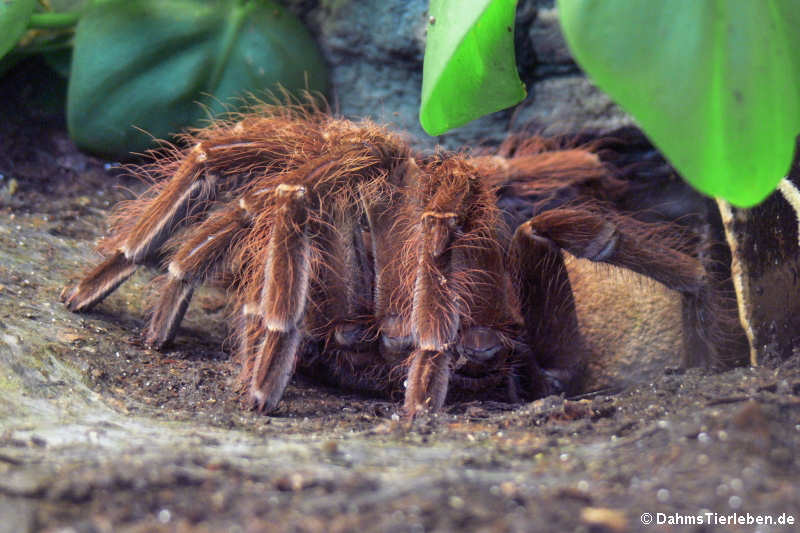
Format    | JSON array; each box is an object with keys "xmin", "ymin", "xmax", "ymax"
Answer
[{"xmin": 61, "ymin": 101, "xmax": 743, "ymax": 416}]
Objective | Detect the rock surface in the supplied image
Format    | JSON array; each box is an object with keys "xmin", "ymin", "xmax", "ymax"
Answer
[{"xmin": 287, "ymin": 0, "xmax": 631, "ymax": 150}]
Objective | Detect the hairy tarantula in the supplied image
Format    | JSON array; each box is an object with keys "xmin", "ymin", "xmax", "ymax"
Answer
[{"xmin": 61, "ymin": 101, "xmax": 744, "ymax": 416}]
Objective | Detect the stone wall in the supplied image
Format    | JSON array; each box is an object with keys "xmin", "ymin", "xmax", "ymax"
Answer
[{"xmin": 287, "ymin": 0, "xmax": 631, "ymax": 150}]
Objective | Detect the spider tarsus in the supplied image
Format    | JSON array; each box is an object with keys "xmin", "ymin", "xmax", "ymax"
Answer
[
  {"xmin": 249, "ymin": 328, "xmax": 302, "ymax": 413},
  {"xmin": 404, "ymin": 349, "xmax": 452, "ymax": 417},
  {"xmin": 145, "ymin": 277, "xmax": 194, "ymax": 349},
  {"xmin": 61, "ymin": 251, "xmax": 138, "ymax": 312}
]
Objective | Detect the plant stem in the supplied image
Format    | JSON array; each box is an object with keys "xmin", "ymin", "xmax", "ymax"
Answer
[
  {"xmin": 28, "ymin": 11, "xmax": 83, "ymax": 30},
  {"xmin": 207, "ymin": 1, "xmax": 254, "ymax": 91}
]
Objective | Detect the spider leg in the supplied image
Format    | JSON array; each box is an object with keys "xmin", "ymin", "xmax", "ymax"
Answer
[
  {"xmin": 241, "ymin": 149, "xmax": 400, "ymax": 412},
  {"xmin": 145, "ymin": 198, "xmax": 255, "ymax": 348},
  {"xmin": 510, "ymin": 223, "xmax": 587, "ymax": 396},
  {"xmin": 61, "ymin": 143, "xmax": 216, "ymax": 311},
  {"xmin": 401, "ymin": 209, "xmax": 461, "ymax": 416},
  {"xmin": 247, "ymin": 184, "xmax": 311, "ymax": 412},
  {"xmin": 403, "ymin": 157, "xmax": 503, "ymax": 415},
  {"xmin": 122, "ymin": 144, "xmax": 218, "ymax": 263},
  {"xmin": 59, "ymin": 252, "xmax": 139, "ymax": 312},
  {"xmin": 519, "ymin": 206, "xmax": 743, "ymax": 366},
  {"xmin": 404, "ymin": 349, "xmax": 452, "ymax": 414}
]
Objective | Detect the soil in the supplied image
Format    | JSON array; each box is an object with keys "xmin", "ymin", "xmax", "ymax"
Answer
[{"xmin": 1, "ymin": 60, "xmax": 799, "ymax": 533}]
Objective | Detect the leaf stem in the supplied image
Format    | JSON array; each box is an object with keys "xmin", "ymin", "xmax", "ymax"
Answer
[
  {"xmin": 207, "ymin": 1, "xmax": 254, "ymax": 91},
  {"xmin": 27, "ymin": 11, "xmax": 83, "ymax": 30}
]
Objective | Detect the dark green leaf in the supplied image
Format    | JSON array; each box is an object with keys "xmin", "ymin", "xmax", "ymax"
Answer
[
  {"xmin": 420, "ymin": 0, "xmax": 526, "ymax": 136},
  {"xmin": 558, "ymin": 0, "xmax": 800, "ymax": 207},
  {"xmin": 0, "ymin": 0, "xmax": 37, "ymax": 58},
  {"xmin": 67, "ymin": 0, "xmax": 328, "ymax": 158}
]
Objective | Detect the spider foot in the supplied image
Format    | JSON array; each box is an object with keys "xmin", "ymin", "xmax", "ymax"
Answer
[
  {"xmin": 61, "ymin": 252, "xmax": 137, "ymax": 312},
  {"xmin": 403, "ymin": 350, "xmax": 452, "ymax": 418}
]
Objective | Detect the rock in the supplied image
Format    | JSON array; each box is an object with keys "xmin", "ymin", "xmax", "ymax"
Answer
[
  {"xmin": 0, "ymin": 499, "xmax": 36, "ymax": 533},
  {"xmin": 284, "ymin": 0, "xmax": 630, "ymax": 150}
]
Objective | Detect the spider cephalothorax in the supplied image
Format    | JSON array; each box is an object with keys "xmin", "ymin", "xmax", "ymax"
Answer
[{"xmin": 61, "ymin": 101, "xmax": 745, "ymax": 416}]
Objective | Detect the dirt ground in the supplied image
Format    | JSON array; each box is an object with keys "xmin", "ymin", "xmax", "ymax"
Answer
[{"xmin": 1, "ymin": 60, "xmax": 799, "ymax": 533}]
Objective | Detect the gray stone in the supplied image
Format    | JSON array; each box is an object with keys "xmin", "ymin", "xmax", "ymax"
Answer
[
  {"xmin": 0, "ymin": 499, "xmax": 36, "ymax": 533},
  {"xmin": 511, "ymin": 75, "xmax": 633, "ymax": 135},
  {"xmin": 285, "ymin": 0, "xmax": 630, "ymax": 150},
  {"xmin": 528, "ymin": 6, "xmax": 574, "ymax": 65}
]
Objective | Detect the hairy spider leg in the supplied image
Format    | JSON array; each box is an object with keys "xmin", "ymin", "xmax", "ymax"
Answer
[
  {"xmin": 61, "ymin": 144, "xmax": 213, "ymax": 311},
  {"xmin": 145, "ymin": 195, "xmax": 260, "ymax": 348},
  {"xmin": 520, "ymin": 206, "xmax": 743, "ymax": 367},
  {"xmin": 240, "ymin": 148, "xmax": 386, "ymax": 408},
  {"xmin": 359, "ymin": 159, "xmax": 419, "ymax": 362},
  {"xmin": 59, "ymin": 128, "xmax": 315, "ymax": 314},
  {"xmin": 471, "ymin": 148, "xmax": 612, "ymax": 192},
  {"xmin": 404, "ymin": 159, "xmax": 494, "ymax": 416},
  {"xmin": 58, "ymin": 251, "xmax": 138, "ymax": 312},
  {"xmin": 405, "ymin": 348, "xmax": 451, "ymax": 414},
  {"xmin": 402, "ymin": 212, "xmax": 461, "ymax": 415},
  {"xmin": 248, "ymin": 183, "xmax": 311, "ymax": 412},
  {"xmin": 509, "ymin": 223, "xmax": 587, "ymax": 396},
  {"xmin": 237, "ymin": 148, "xmax": 403, "ymax": 411}
]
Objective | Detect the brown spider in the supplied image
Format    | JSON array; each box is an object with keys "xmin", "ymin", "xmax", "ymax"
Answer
[{"xmin": 60, "ymin": 101, "xmax": 745, "ymax": 416}]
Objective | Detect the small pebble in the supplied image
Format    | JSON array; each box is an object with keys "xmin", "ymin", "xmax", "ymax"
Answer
[
  {"xmin": 157, "ymin": 509, "xmax": 171, "ymax": 523},
  {"xmin": 728, "ymin": 495, "xmax": 742, "ymax": 509},
  {"xmin": 449, "ymin": 495, "xmax": 464, "ymax": 509},
  {"xmin": 580, "ymin": 507, "xmax": 627, "ymax": 533},
  {"xmin": 500, "ymin": 482, "xmax": 517, "ymax": 497},
  {"xmin": 322, "ymin": 440, "xmax": 339, "ymax": 455}
]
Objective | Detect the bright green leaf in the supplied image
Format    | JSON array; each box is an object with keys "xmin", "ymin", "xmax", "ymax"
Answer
[
  {"xmin": 420, "ymin": 0, "xmax": 526, "ymax": 136},
  {"xmin": 67, "ymin": 0, "xmax": 328, "ymax": 158},
  {"xmin": 0, "ymin": 0, "xmax": 37, "ymax": 58},
  {"xmin": 558, "ymin": 0, "xmax": 800, "ymax": 207}
]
